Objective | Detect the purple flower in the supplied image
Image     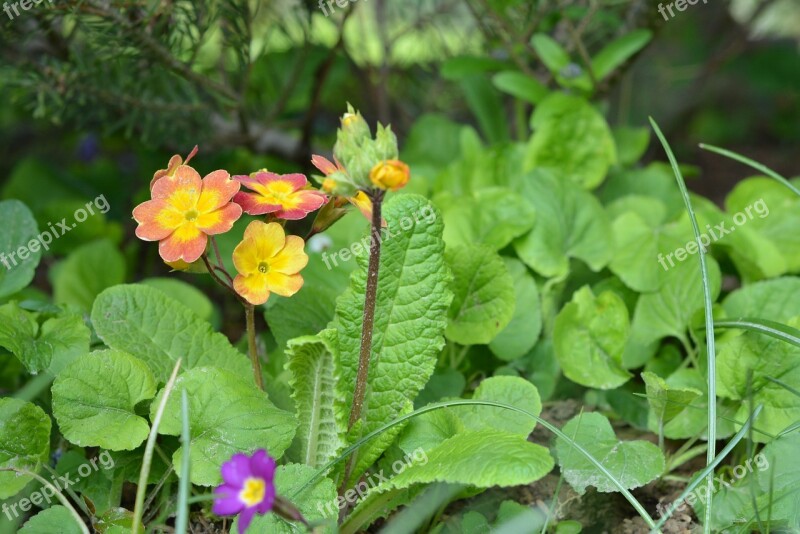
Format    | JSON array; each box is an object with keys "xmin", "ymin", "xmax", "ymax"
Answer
[{"xmin": 213, "ymin": 449, "xmax": 276, "ymax": 533}]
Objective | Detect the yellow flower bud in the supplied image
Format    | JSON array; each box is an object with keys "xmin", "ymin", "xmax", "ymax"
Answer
[{"xmin": 369, "ymin": 160, "xmax": 410, "ymax": 191}]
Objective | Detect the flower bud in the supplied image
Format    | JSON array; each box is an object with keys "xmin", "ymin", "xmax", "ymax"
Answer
[
  {"xmin": 374, "ymin": 124, "xmax": 399, "ymax": 160},
  {"xmin": 369, "ymin": 160, "xmax": 410, "ymax": 191}
]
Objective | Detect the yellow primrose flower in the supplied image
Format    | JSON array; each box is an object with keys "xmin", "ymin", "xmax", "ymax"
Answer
[
  {"xmin": 369, "ymin": 160, "xmax": 410, "ymax": 191},
  {"xmin": 232, "ymin": 221, "xmax": 308, "ymax": 305}
]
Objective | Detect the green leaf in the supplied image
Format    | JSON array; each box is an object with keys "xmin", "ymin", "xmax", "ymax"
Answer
[
  {"xmin": 641, "ymin": 371, "xmax": 701, "ymax": 427},
  {"xmin": 553, "ymin": 286, "xmax": 632, "ymax": 389},
  {"xmin": 716, "ymin": 318, "xmax": 800, "ymax": 441},
  {"xmin": 458, "ymin": 376, "xmax": 542, "ymax": 437},
  {"xmin": 18, "ymin": 506, "xmax": 83, "ymax": 534},
  {"xmin": 531, "ymin": 34, "xmax": 571, "ymax": 73},
  {"xmin": 91, "ymin": 284, "xmax": 251, "ymax": 383},
  {"xmin": 52, "ymin": 350, "xmax": 156, "ymax": 450},
  {"xmin": 0, "ymin": 303, "xmax": 90, "ymax": 375},
  {"xmin": 556, "ymin": 412, "xmax": 664, "ymax": 494},
  {"xmin": 524, "ymin": 94, "xmax": 616, "ymax": 189},
  {"xmin": 722, "ymin": 277, "xmax": 800, "ymax": 322},
  {"xmin": 140, "ymin": 278, "xmax": 215, "ymax": 323},
  {"xmin": 285, "ymin": 330, "xmax": 346, "ymax": 468},
  {"xmin": 243, "ymin": 464, "xmax": 337, "ymax": 534},
  {"xmin": 0, "ymin": 398, "xmax": 51, "ymax": 498},
  {"xmin": 153, "ymin": 367, "xmax": 297, "ymax": 486},
  {"xmin": 398, "ymin": 409, "xmax": 465, "ymax": 454},
  {"xmin": 0, "ymin": 200, "xmax": 41, "ymax": 299},
  {"xmin": 492, "ymin": 71, "xmax": 549, "ymax": 104},
  {"xmin": 414, "ymin": 369, "xmax": 466, "ymax": 408},
  {"xmin": 599, "ymin": 163, "xmax": 685, "ymax": 221},
  {"xmin": 660, "ymin": 368, "xmax": 737, "ymax": 441},
  {"xmin": 513, "ymin": 169, "xmax": 613, "ymax": 278},
  {"xmin": 489, "ymin": 259, "xmax": 541, "ymax": 361},
  {"xmin": 591, "ymin": 30, "xmax": 652, "ymax": 80},
  {"xmin": 386, "ymin": 429, "xmax": 553, "ymax": 488},
  {"xmin": 612, "ymin": 127, "xmax": 650, "ymax": 167},
  {"xmin": 51, "ymin": 239, "xmax": 125, "ymax": 311},
  {"xmin": 459, "ymin": 75, "xmax": 509, "ymax": 144},
  {"xmin": 333, "ymin": 195, "xmax": 452, "ymax": 482},
  {"xmin": 266, "ymin": 285, "xmax": 337, "ymax": 352},
  {"xmin": 446, "ymin": 244, "xmax": 515, "ymax": 345},
  {"xmin": 437, "ymin": 188, "xmax": 536, "ymax": 251}
]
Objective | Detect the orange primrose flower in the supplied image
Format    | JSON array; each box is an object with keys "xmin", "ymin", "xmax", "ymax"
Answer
[
  {"xmin": 311, "ymin": 155, "xmax": 384, "ymax": 225},
  {"xmin": 369, "ymin": 160, "xmax": 410, "ymax": 191},
  {"xmin": 150, "ymin": 145, "xmax": 199, "ymax": 190},
  {"xmin": 133, "ymin": 166, "xmax": 242, "ymax": 263},
  {"xmin": 233, "ymin": 171, "xmax": 327, "ymax": 220},
  {"xmin": 232, "ymin": 221, "xmax": 308, "ymax": 305}
]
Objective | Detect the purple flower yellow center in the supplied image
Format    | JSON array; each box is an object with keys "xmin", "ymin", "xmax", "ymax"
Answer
[{"xmin": 239, "ymin": 477, "xmax": 266, "ymax": 507}]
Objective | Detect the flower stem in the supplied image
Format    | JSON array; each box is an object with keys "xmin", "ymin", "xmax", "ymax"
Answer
[
  {"xmin": 348, "ymin": 189, "xmax": 384, "ymax": 430},
  {"xmin": 245, "ymin": 303, "xmax": 265, "ymax": 390}
]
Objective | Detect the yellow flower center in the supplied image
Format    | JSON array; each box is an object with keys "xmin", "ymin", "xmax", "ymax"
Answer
[
  {"xmin": 239, "ymin": 477, "xmax": 266, "ymax": 507},
  {"xmin": 185, "ymin": 209, "xmax": 199, "ymax": 221},
  {"xmin": 258, "ymin": 262, "xmax": 269, "ymax": 274}
]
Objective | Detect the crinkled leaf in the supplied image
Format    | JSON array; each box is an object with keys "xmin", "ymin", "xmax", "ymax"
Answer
[
  {"xmin": 153, "ymin": 367, "xmax": 297, "ymax": 486},
  {"xmin": 513, "ymin": 169, "xmax": 612, "ymax": 278},
  {"xmin": 0, "ymin": 200, "xmax": 41, "ymax": 299},
  {"xmin": 554, "ymin": 286, "xmax": 631, "ymax": 389},
  {"xmin": 285, "ymin": 330, "xmax": 346, "ymax": 468},
  {"xmin": 556, "ymin": 412, "xmax": 664, "ymax": 494},
  {"xmin": 51, "ymin": 239, "xmax": 125, "ymax": 311},
  {"xmin": 0, "ymin": 398, "xmax": 51, "ymax": 498},
  {"xmin": 524, "ymin": 94, "xmax": 616, "ymax": 189},
  {"xmin": 91, "ymin": 284, "xmax": 250, "ymax": 383},
  {"xmin": 0, "ymin": 303, "xmax": 90, "ymax": 375},
  {"xmin": 446, "ymin": 244, "xmax": 514, "ymax": 345},
  {"xmin": 489, "ymin": 258, "xmax": 541, "ymax": 361},
  {"xmin": 333, "ymin": 195, "xmax": 451, "ymax": 482},
  {"xmin": 140, "ymin": 277, "xmax": 215, "ymax": 323},
  {"xmin": 52, "ymin": 350, "xmax": 156, "ymax": 450}
]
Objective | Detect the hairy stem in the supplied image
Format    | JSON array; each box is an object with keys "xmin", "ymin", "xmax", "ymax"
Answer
[{"xmin": 245, "ymin": 303, "xmax": 264, "ymax": 391}]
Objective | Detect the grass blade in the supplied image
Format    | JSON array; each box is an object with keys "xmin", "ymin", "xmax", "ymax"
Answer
[
  {"xmin": 651, "ymin": 117, "xmax": 717, "ymax": 534},
  {"xmin": 174, "ymin": 389, "xmax": 191, "ymax": 534},
  {"xmin": 699, "ymin": 144, "xmax": 800, "ymax": 197},
  {"xmin": 714, "ymin": 319, "xmax": 800, "ymax": 349}
]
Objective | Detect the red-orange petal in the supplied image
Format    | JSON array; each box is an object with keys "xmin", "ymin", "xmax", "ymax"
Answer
[
  {"xmin": 158, "ymin": 224, "xmax": 207, "ymax": 263},
  {"xmin": 133, "ymin": 199, "xmax": 179, "ymax": 241},
  {"xmin": 153, "ymin": 165, "xmax": 202, "ymax": 209},
  {"xmin": 197, "ymin": 170, "xmax": 240, "ymax": 213},
  {"xmin": 275, "ymin": 191, "xmax": 328, "ymax": 220},
  {"xmin": 311, "ymin": 155, "xmax": 337, "ymax": 176},
  {"xmin": 233, "ymin": 191, "xmax": 282, "ymax": 216},
  {"xmin": 195, "ymin": 203, "xmax": 242, "ymax": 235}
]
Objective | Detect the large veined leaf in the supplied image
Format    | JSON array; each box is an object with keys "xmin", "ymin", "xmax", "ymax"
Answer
[
  {"xmin": 0, "ymin": 200, "xmax": 41, "ymax": 299},
  {"xmin": 436, "ymin": 188, "xmax": 536, "ymax": 251},
  {"xmin": 553, "ymin": 286, "xmax": 632, "ymax": 389},
  {"xmin": 716, "ymin": 318, "xmax": 800, "ymax": 441},
  {"xmin": 285, "ymin": 330, "xmax": 346, "ymax": 468},
  {"xmin": 241, "ymin": 464, "xmax": 337, "ymax": 534},
  {"xmin": 333, "ymin": 195, "xmax": 452, "ymax": 483},
  {"xmin": 52, "ymin": 350, "xmax": 156, "ymax": 450},
  {"xmin": 18, "ymin": 506, "xmax": 84, "ymax": 534},
  {"xmin": 445, "ymin": 244, "xmax": 515, "ymax": 345},
  {"xmin": 489, "ymin": 258, "xmax": 542, "ymax": 361},
  {"xmin": 140, "ymin": 278, "xmax": 215, "ymax": 323},
  {"xmin": 556, "ymin": 412, "xmax": 664, "ymax": 494},
  {"xmin": 523, "ymin": 93, "xmax": 616, "ymax": 189},
  {"xmin": 458, "ymin": 376, "xmax": 542, "ymax": 437},
  {"xmin": 51, "ymin": 239, "xmax": 125, "ymax": 311},
  {"xmin": 513, "ymin": 169, "xmax": 613, "ymax": 278},
  {"xmin": 0, "ymin": 398, "xmax": 51, "ymax": 498},
  {"xmin": 153, "ymin": 367, "xmax": 297, "ymax": 486},
  {"xmin": 266, "ymin": 285, "xmax": 338, "ymax": 351},
  {"xmin": 722, "ymin": 277, "xmax": 800, "ymax": 322},
  {"xmin": 91, "ymin": 284, "xmax": 250, "ymax": 383},
  {"xmin": 0, "ymin": 303, "xmax": 90, "ymax": 375}
]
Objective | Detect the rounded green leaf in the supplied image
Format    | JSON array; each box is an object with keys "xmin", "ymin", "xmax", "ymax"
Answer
[
  {"xmin": 51, "ymin": 239, "xmax": 125, "ymax": 311},
  {"xmin": 556, "ymin": 412, "xmax": 664, "ymax": 494},
  {"xmin": 554, "ymin": 286, "xmax": 632, "ymax": 389},
  {"xmin": 18, "ymin": 506, "xmax": 83, "ymax": 534},
  {"xmin": 460, "ymin": 376, "xmax": 542, "ymax": 436},
  {"xmin": 153, "ymin": 367, "xmax": 297, "ymax": 486},
  {"xmin": 52, "ymin": 350, "xmax": 156, "ymax": 450},
  {"xmin": 446, "ymin": 244, "xmax": 515, "ymax": 345},
  {"xmin": 489, "ymin": 258, "xmax": 541, "ymax": 361},
  {"xmin": 0, "ymin": 200, "xmax": 41, "ymax": 299},
  {"xmin": 0, "ymin": 398, "xmax": 51, "ymax": 498},
  {"xmin": 140, "ymin": 277, "xmax": 215, "ymax": 323}
]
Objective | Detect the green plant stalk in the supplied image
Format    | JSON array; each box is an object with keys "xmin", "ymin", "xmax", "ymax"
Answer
[
  {"xmin": 175, "ymin": 390, "xmax": 191, "ymax": 534},
  {"xmin": 651, "ymin": 117, "xmax": 717, "ymax": 534},
  {"xmin": 713, "ymin": 319, "xmax": 800, "ymax": 349},
  {"xmin": 699, "ymin": 144, "xmax": 800, "ymax": 198},
  {"xmin": 0, "ymin": 467, "xmax": 90, "ymax": 534},
  {"xmin": 349, "ymin": 188, "xmax": 385, "ymax": 431},
  {"xmin": 651, "ymin": 405, "xmax": 762, "ymax": 532},
  {"xmin": 296, "ymin": 399, "xmax": 659, "ymax": 531},
  {"xmin": 245, "ymin": 303, "xmax": 264, "ymax": 390},
  {"xmin": 132, "ymin": 359, "xmax": 182, "ymax": 534}
]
